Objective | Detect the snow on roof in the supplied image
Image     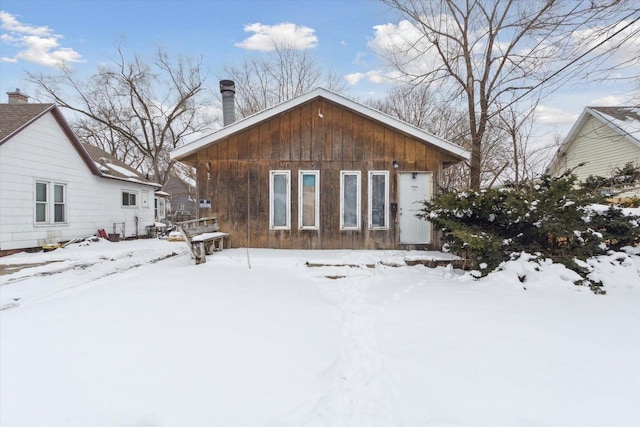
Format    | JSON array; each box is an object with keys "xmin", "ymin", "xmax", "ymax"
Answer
[
  {"xmin": 82, "ymin": 143, "xmax": 161, "ymax": 188},
  {"xmin": 104, "ymin": 163, "xmax": 140, "ymax": 178},
  {"xmin": 589, "ymin": 106, "xmax": 640, "ymax": 145},
  {"xmin": 171, "ymin": 87, "xmax": 470, "ymax": 162}
]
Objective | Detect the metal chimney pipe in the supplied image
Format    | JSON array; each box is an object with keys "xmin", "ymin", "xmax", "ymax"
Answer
[{"xmin": 220, "ymin": 80, "xmax": 236, "ymax": 126}]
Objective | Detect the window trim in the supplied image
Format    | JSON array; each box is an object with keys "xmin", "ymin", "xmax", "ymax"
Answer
[
  {"xmin": 269, "ymin": 170, "xmax": 291, "ymax": 230},
  {"xmin": 35, "ymin": 181, "xmax": 49, "ymax": 224},
  {"xmin": 298, "ymin": 170, "xmax": 320, "ymax": 230},
  {"xmin": 340, "ymin": 170, "xmax": 361, "ymax": 230},
  {"xmin": 53, "ymin": 183, "xmax": 66, "ymax": 223},
  {"xmin": 35, "ymin": 180, "xmax": 67, "ymax": 225},
  {"xmin": 368, "ymin": 170, "xmax": 389, "ymax": 230},
  {"xmin": 122, "ymin": 190, "xmax": 138, "ymax": 207}
]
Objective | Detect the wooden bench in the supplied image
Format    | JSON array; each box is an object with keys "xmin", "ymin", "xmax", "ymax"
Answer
[{"xmin": 175, "ymin": 217, "xmax": 231, "ymax": 264}]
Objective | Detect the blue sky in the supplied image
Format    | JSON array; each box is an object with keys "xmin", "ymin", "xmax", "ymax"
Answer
[
  {"xmin": 1, "ymin": 0, "xmax": 638, "ymax": 145},
  {"xmin": 0, "ymin": 0, "xmax": 391, "ymax": 99}
]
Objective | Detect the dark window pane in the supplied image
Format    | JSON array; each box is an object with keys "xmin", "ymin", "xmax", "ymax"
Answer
[
  {"xmin": 54, "ymin": 185, "xmax": 64, "ymax": 203},
  {"xmin": 371, "ymin": 174, "xmax": 386, "ymax": 227},
  {"xmin": 36, "ymin": 203, "xmax": 46, "ymax": 222},
  {"xmin": 54, "ymin": 204, "xmax": 64, "ymax": 222},
  {"xmin": 273, "ymin": 174, "xmax": 288, "ymax": 227},
  {"xmin": 343, "ymin": 174, "xmax": 358, "ymax": 227},
  {"xmin": 36, "ymin": 182, "xmax": 47, "ymax": 202},
  {"xmin": 301, "ymin": 174, "xmax": 316, "ymax": 227}
]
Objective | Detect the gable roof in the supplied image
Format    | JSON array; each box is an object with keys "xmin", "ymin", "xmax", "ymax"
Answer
[
  {"xmin": 588, "ymin": 106, "xmax": 640, "ymax": 145},
  {"xmin": 82, "ymin": 143, "xmax": 161, "ymax": 188},
  {"xmin": 0, "ymin": 103, "xmax": 160, "ymax": 188},
  {"xmin": 546, "ymin": 106, "xmax": 640, "ymax": 174},
  {"xmin": 171, "ymin": 87, "xmax": 470, "ymax": 161},
  {"xmin": 1, "ymin": 103, "xmax": 104, "ymax": 177},
  {"xmin": 0, "ymin": 103, "xmax": 55, "ymax": 143}
]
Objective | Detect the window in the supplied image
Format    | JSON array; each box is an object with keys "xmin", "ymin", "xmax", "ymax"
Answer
[
  {"xmin": 35, "ymin": 182, "xmax": 48, "ymax": 223},
  {"xmin": 368, "ymin": 171, "xmax": 389, "ymax": 229},
  {"xmin": 299, "ymin": 170, "xmax": 319, "ymax": 229},
  {"xmin": 35, "ymin": 181, "xmax": 66, "ymax": 224},
  {"xmin": 54, "ymin": 184, "xmax": 65, "ymax": 223},
  {"xmin": 270, "ymin": 170, "xmax": 290, "ymax": 229},
  {"xmin": 340, "ymin": 171, "xmax": 361, "ymax": 230},
  {"xmin": 122, "ymin": 191, "xmax": 137, "ymax": 207}
]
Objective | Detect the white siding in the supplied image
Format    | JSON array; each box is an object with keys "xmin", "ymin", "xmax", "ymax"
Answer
[
  {"xmin": 552, "ymin": 115, "xmax": 640, "ymax": 181},
  {"xmin": 0, "ymin": 112, "xmax": 156, "ymax": 251}
]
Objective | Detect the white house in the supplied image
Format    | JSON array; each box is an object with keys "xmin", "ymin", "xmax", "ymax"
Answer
[
  {"xmin": 0, "ymin": 94, "xmax": 162, "ymax": 253},
  {"xmin": 546, "ymin": 106, "xmax": 640, "ymax": 182}
]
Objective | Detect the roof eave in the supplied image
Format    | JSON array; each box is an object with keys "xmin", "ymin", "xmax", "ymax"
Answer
[{"xmin": 171, "ymin": 88, "xmax": 470, "ymax": 162}]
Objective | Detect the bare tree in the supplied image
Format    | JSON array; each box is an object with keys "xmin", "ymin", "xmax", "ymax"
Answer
[
  {"xmin": 369, "ymin": 83, "xmax": 512, "ymax": 190},
  {"xmin": 378, "ymin": 0, "xmax": 640, "ymax": 189},
  {"xmin": 73, "ymin": 117, "xmax": 146, "ymax": 169},
  {"xmin": 27, "ymin": 45, "xmax": 211, "ymax": 186},
  {"xmin": 221, "ymin": 42, "xmax": 346, "ymax": 118}
]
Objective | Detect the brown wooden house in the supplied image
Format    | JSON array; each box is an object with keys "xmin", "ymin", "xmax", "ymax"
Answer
[{"xmin": 171, "ymin": 87, "xmax": 469, "ymax": 250}]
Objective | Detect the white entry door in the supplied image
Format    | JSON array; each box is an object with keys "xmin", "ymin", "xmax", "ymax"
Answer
[{"xmin": 399, "ymin": 172, "xmax": 431, "ymax": 244}]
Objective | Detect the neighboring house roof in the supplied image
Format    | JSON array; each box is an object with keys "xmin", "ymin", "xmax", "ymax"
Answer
[
  {"xmin": 172, "ymin": 87, "xmax": 470, "ymax": 161},
  {"xmin": 0, "ymin": 103, "xmax": 54, "ymax": 142},
  {"xmin": 0, "ymin": 103, "xmax": 161, "ymax": 188},
  {"xmin": 589, "ymin": 106, "xmax": 640, "ymax": 145},
  {"xmin": 82, "ymin": 143, "xmax": 162, "ymax": 188},
  {"xmin": 547, "ymin": 106, "xmax": 640, "ymax": 174},
  {"xmin": 1, "ymin": 103, "xmax": 103, "ymax": 176}
]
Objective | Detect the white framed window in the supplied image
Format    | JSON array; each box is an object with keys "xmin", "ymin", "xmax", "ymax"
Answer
[
  {"xmin": 299, "ymin": 170, "xmax": 320, "ymax": 230},
  {"xmin": 53, "ymin": 184, "xmax": 65, "ymax": 223},
  {"xmin": 368, "ymin": 171, "xmax": 389, "ymax": 229},
  {"xmin": 35, "ymin": 181, "xmax": 66, "ymax": 224},
  {"xmin": 340, "ymin": 171, "xmax": 361, "ymax": 230},
  {"xmin": 122, "ymin": 191, "xmax": 137, "ymax": 207},
  {"xmin": 35, "ymin": 181, "xmax": 48, "ymax": 223},
  {"xmin": 270, "ymin": 170, "xmax": 291, "ymax": 230}
]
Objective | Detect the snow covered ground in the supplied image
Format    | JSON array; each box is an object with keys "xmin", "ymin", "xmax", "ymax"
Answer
[{"xmin": 1, "ymin": 238, "xmax": 639, "ymax": 427}]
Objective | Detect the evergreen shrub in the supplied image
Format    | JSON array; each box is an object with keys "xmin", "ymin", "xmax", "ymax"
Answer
[{"xmin": 419, "ymin": 170, "xmax": 640, "ymax": 293}]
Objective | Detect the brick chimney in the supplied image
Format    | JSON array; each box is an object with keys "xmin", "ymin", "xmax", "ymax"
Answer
[
  {"xmin": 219, "ymin": 80, "xmax": 236, "ymax": 126},
  {"xmin": 7, "ymin": 88, "xmax": 28, "ymax": 104}
]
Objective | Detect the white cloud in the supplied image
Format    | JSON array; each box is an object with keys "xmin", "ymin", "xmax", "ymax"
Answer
[
  {"xmin": 344, "ymin": 70, "xmax": 395, "ymax": 86},
  {"xmin": 352, "ymin": 51, "xmax": 367, "ymax": 65},
  {"xmin": 367, "ymin": 19, "xmax": 444, "ymax": 80},
  {"xmin": 0, "ymin": 11, "xmax": 82, "ymax": 68},
  {"xmin": 572, "ymin": 19, "xmax": 640, "ymax": 64},
  {"xmin": 235, "ymin": 22, "xmax": 318, "ymax": 51},
  {"xmin": 345, "ymin": 72, "xmax": 364, "ymax": 85},
  {"xmin": 589, "ymin": 95, "xmax": 628, "ymax": 106},
  {"xmin": 535, "ymin": 105, "xmax": 580, "ymax": 125}
]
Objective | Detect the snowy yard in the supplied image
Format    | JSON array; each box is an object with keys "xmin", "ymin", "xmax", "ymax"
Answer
[{"xmin": 1, "ymin": 238, "xmax": 639, "ymax": 427}]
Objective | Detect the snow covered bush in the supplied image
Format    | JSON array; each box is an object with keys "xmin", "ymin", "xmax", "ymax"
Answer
[{"xmin": 419, "ymin": 170, "xmax": 640, "ymax": 293}]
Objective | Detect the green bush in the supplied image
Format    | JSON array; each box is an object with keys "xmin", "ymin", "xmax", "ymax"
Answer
[{"xmin": 419, "ymin": 170, "xmax": 640, "ymax": 293}]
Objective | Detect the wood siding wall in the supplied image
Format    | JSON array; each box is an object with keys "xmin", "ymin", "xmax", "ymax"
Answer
[{"xmin": 185, "ymin": 99, "xmax": 458, "ymax": 249}]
